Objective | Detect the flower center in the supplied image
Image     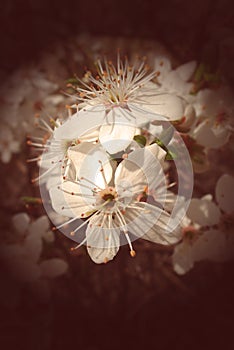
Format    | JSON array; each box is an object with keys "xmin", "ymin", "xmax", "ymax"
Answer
[
  {"xmin": 102, "ymin": 193, "xmax": 115, "ymax": 201},
  {"xmin": 98, "ymin": 187, "xmax": 118, "ymax": 202}
]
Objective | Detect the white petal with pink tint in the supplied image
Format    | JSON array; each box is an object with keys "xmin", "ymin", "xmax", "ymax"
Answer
[
  {"xmin": 12, "ymin": 213, "xmax": 30, "ymax": 235},
  {"xmin": 174, "ymin": 61, "xmax": 197, "ymax": 82},
  {"xmin": 141, "ymin": 93, "xmax": 186, "ymax": 121},
  {"xmin": 187, "ymin": 198, "xmax": 221, "ymax": 226},
  {"xmin": 99, "ymin": 123, "xmax": 136, "ymax": 154},
  {"xmin": 193, "ymin": 119, "xmax": 230, "ymax": 148},
  {"xmin": 49, "ymin": 181, "xmax": 95, "ymax": 218},
  {"xmin": 172, "ymin": 241, "xmax": 194, "ymax": 275},
  {"xmin": 68, "ymin": 142, "xmax": 113, "ymax": 189}
]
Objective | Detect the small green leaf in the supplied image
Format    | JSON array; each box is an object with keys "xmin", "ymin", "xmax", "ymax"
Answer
[
  {"xmin": 165, "ymin": 151, "xmax": 177, "ymax": 160},
  {"xmin": 21, "ymin": 196, "xmax": 42, "ymax": 204},
  {"xmin": 66, "ymin": 78, "xmax": 80, "ymax": 85},
  {"xmin": 133, "ymin": 135, "xmax": 146, "ymax": 147},
  {"xmin": 151, "ymin": 138, "xmax": 176, "ymax": 160},
  {"xmin": 150, "ymin": 138, "xmax": 164, "ymax": 147}
]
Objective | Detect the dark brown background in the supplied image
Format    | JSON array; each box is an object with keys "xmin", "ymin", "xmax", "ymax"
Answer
[{"xmin": 0, "ymin": 1, "xmax": 234, "ymax": 349}]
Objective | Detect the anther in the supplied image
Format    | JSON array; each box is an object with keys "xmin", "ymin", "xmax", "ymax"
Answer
[{"xmin": 130, "ymin": 250, "xmax": 136, "ymax": 257}]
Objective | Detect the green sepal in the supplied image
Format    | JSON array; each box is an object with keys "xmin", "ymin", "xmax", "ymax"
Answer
[
  {"xmin": 21, "ymin": 196, "xmax": 42, "ymax": 204},
  {"xmin": 133, "ymin": 135, "xmax": 147, "ymax": 147},
  {"xmin": 165, "ymin": 151, "xmax": 177, "ymax": 160},
  {"xmin": 151, "ymin": 138, "xmax": 176, "ymax": 160}
]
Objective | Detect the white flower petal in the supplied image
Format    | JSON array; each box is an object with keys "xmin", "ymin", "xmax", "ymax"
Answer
[
  {"xmin": 28, "ymin": 216, "xmax": 50, "ymax": 237},
  {"xmin": 141, "ymin": 93, "xmax": 186, "ymax": 121},
  {"xmin": 154, "ymin": 56, "xmax": 172, "ymax": 83},
  {"xmin": 39, "ymin": 140, "xmax": 66, "ymax": 169},
  {"xmin": 68, "ymin": 142, "xmax": 113, "ymax": 189},
  {"xmin": 45, "ymin": 167, "xmax": 63, "ymax": 190},
  {"xmin": 99, "ymin": 123, "xmax": 136, "ymax": 154},
  {"xmin": 187, "ymin": 198, "xmax": 221, "ymax": 226},
  {"xmin": 86, "ymin": 214, "xmax": 120, "ymax": 263},
  {"xmin": 42, "ymin": 230, "xmax": 55, "ymax": 243},
  {"xmin": 127, "ymin": 103, "xmax": 167, "ymax": 125},
  {"xmin": 182, "ymin": 104, "xmax": 196, "ymax": 128},
  {"xmin": 43, "ymin": 94, "xmax": 65, "ymax": 106},
  {"xmin": 174, "ymin": 61, "xmax": 197, "ymax": 82},
  {"xmin": 12, "ymin": 213, "xmax": 30, "ymax": 234},
  {"xmin": 215, "ymin": 174, "xmax": 234, "ymax": 213},
  {"xmin": 39, "ymin": 258, "xmax": 68, "ymax": 278},
  {"xmin": 142, "ymin": 212, "xmax": 182, "ymax": 245},
  {"xmin": 124, "ymin": 204, "xmax": 181, "ymax": 244},
  {"xmin": 193, "ymin": 119, "xmax": 230, "ymax": 148},
  {"xmin": 1, "ymin": 150, "xmax": 11, "ymax": 163},
  {"xmin": 54, "ymin": 105, "xmax": 105, "ymax": 140},
  {"xmin": 115, "ymin": 144, "xmax": 166, "ymax": 196},
  {"xmin": 79, "ymin": 129, "xmax": 99, "ymax": 142},
  {"xmin": 162, "ymin": 71, "xmax": 190, "ymax": 95},
  {"xmin": 172, "ymin": 241, "xmax": 194, "ymax": 275},
  {"xmin": 49, "ymin": 181, "xmax": 95, "ymax": 218}
]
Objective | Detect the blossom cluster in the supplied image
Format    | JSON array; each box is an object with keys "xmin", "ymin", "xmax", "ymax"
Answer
[{"xmin": 1, "ymin": 50, "xmax": 233, "ymax": 272}]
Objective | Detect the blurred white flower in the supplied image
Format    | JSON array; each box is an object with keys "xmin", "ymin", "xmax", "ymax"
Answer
[
  {"xmin": 0, "ymin": 213, "xmax": 68, "ymax": 301},
  {"xmin": 192, "ymin": 87, "xmax": 234, "ymax": 148},
  {"xmin": 172, "ymin": 174, "xmax": 234, "ymax": 275},
  {"xmin": 142, "ymin": 58, "xmax": 197, "ymax": 131},
  {"xmin": 0, "ymin": 125, "xmax": 20, "ymax": 163},
  {"xmin": 0, "ymin": 67, "xmax": 59, "ymax": 158},
  {"xmin": 50, "ymin": 142, "xmax": 181, "ymax": 264},
  {"xmin": 154, "ymin": 57, "xmax": 197, "ymax": 97},
  {"xmin": 57, "ymin": 56, "xmax": 172, "ymax": 154},
  {"xmin": 34, "ymin": 116, "xmax": 100, "ymax": 185}
]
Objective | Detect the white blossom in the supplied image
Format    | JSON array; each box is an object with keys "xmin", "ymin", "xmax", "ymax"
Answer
[
  {"xmin": 49, "ymin": 142, "xmax": 181, "ymax": 263},
  {"xmin": 0, "ymin": 125, "xmax": 20, "ymax": 163},
  {"xmin": 172, "ymin": 174, "xmax": 234, "ymax": 274},
  {"xmin": 192, "ymin": 87, "xmax": 234, "ymax": 148}
]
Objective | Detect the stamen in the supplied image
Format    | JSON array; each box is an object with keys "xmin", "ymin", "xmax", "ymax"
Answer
[
  {"xmin": 57, "ymin": 186, "xmax": 95, "ymax": 198},
  {"xmin": 116, "ymin": 209, "xmax": 135, "ymax": 256},
  {"xmin": 31, "ymin": 161, "xmax": 63, "ymax": 183},
  {"xmin": 26, "ymin": 156, "xmax": 41, "ymax": 163},
  {"xmin": 70, "ymin": 211, "xmax": 99, "ymax": 235}
]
